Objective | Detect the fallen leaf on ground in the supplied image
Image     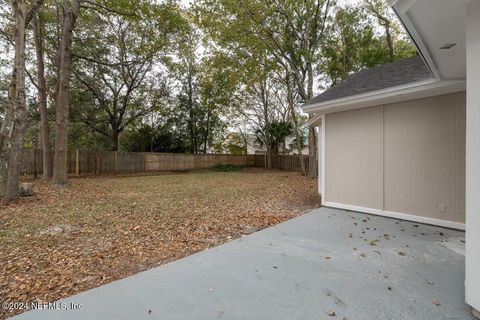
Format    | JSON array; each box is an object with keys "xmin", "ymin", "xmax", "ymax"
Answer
[{"xmin": 0, "ymin": 169, "xmax": 321, "ymax": 319}]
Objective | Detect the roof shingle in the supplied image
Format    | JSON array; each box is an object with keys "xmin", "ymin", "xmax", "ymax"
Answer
[{"xmin": 304, "ymin": 56, "xmax": 432, "ymax": 106}]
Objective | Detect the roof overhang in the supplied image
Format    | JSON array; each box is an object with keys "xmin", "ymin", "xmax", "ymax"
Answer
[
  {"xmin": 390, "ymin": 0, "xmax": 466, "ymax": 80},
  {"xmin": 302, "ymin": 0, "xmax": 467, "ymax": 115},
  {"xmin": 302, "ymin": 79, "xmax": 465, "ymax": 114}
]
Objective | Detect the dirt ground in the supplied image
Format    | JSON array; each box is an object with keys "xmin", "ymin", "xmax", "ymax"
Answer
[{"xmin": 0, "ymin": 168, "xmax": 319, "ymax": 319}]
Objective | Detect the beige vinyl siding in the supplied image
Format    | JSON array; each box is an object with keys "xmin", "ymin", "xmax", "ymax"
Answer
[
  {"xmin": 384, "ymin": 92, "xmax": 466, "ymax": 223},
  {"xmin": 324, "ymin": 92, "xmax": 466, "ymax": 224},
  {"xmin": 325, "ymin": 106, "xmax": 384, "ymax": 210}
]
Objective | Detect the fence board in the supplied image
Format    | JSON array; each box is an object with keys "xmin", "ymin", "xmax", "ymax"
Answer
[
  {"xmin": 19, "ymin": 149, "xmax": 256, "ymax": 176},
  {"xmin": 254, "ymin": 154, "xmax": 309, "ymax": 172},
  {"xmin": 19, "ymin": 149, "xmax": 308, "ymax": 175}
]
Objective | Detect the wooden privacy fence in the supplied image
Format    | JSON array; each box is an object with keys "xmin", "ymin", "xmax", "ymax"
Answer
[
  {"xmin": 20, "ymin": 149, "xmax": 256, "ymax": 176},
  {"xmin": 254, "ymin": 154, "xmax": 309, "ymax": 172}
]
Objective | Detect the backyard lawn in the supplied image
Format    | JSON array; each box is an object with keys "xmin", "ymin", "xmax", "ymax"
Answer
[{"xmin": 0, "ymin": 168, "xmax": 319, "ymax": 318}]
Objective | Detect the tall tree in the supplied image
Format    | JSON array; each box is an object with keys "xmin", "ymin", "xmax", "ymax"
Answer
[
  {"xmin": 364, "ymin": 0, "xmax": 395, "ymax": 62},
  {"xmin": 52, "ymin": 0, "xmax": 79, "ymax": 186},
  {"xmin": 0, "ymin": 39, "xmax": 17, "ymax": 197},
  {"xmin": 0, "ymin": 0, "xmax": 45, "ymax": 199},
  {"xmin": 175, "ymin": 28, "xmax": 200, "ymax": 153},
  {"xmin": 284, "ymin": 68, "xmax": 305, "ymax": 172},
  {"xmin": 4, "ymin": 0, "xmax": 28, "ymax": 200},
  {"xmin": 33, "ymin": 9, "xmax": 52, "ymax": 179},
  {"xmin": 255, "ymin": 0, "xmax": 333, "ymax": 177},
  {"xmin": 320, "ymin": 4, "xmax": 416, "ymax": 85},
  {"xmin": 321, "ymin": 7, "xmax": 367, "ymax": 84},
  {"xmin": 235, "ymin": 63, "xmax": 291, "ymax": 168},
  {"xmin": 170, "ymin": 22, "xmax": 231, "ymax": 154},
  {"xmin": 197, "ymin": 55, "xmax": 237, "ymax": 154},
  {"xmin": 71, "ymin": 2, "xmax": 182, "ymax": 151},
  {"xmin": 196, "ymin": 0, "xmax": 335, "ymax": 177}
]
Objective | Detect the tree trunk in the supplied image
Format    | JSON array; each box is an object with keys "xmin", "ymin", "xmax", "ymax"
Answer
[
  {"xmin": 385, "ymin": 24, "xmax": 394, "ymax": 62},
  {"xmin": 307, "ymin": 124, "xmax": 317, "ymax": 178},
  {"xmin": 203, "ymin": 108, "xmax": 211, "ymax": 154},
  {"xmin": 5, "ymin": 0, "xmax": 27, "ymax": 200},
  {"xmin": 34, "ymin": 11, "xmax": 52, "ymax": 179},
  {"xmin": 366, "ymin": 1, "xmax": 395, "ymax": 62},
  {"xmin": 261, "ymin": 81, "xmax": 272, "ymax": 169},
  {"xmin": 306, "ymin": 63, "xmax": 317, "ymax": 178},
  {"xmin": 290, "ymin": 102, "xmax": 305, "ymax": 172},
  {"xmin": 0, "ymin": 63, "xmax": 17, "ymax": 197},
  {"xmin": 286, "ymin": 71, "xmax": 305, "ymax": 173},
  {"xmin": 188, "ymin": 113, "xmax": 196, "ymax": 154},
  {"xmin": 111, "ymin": 127, "xmax": 119, "ymax": 151},
  {"xmin": 52, "ymin": 0, "xmax": 80, "ymax": 186},
  {"xmin": 36, "ymin": 120, "xmax": 43, "ymax": 148}
]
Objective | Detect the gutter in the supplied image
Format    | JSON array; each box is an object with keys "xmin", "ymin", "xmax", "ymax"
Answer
[{"xmin": 302, "ymin": 79, "xmax": 465, "ymax": 114}]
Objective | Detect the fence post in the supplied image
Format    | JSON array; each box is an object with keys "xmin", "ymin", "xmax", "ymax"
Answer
[
  {"xmin": 65, "ymin": 150, "xmax": 69, "ymax": 175},
  {"xmin": 114, "ymin": 151, "xmax": 118, "ymax": 173},
  {"xmin": 90, "ymin": 151, "xmax": 94, "ymax": 174},
  {"xmin": 75, "ymin": 150, "xmax": 80, "ymax": 175},
  {"xmin": 143, "ymin": 153, "xmax": 147, "ymax": 172},
  {"xmin": 32, "ymin": 149, "xmax": 37, "ymax": 178}
]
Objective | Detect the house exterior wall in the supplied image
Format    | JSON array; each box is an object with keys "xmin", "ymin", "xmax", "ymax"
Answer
[
  {"xmin": 325, "ymin": 106, "xmax": 384, "ymax": 210},
  {"xmin": 465, "ymin": 0, "xmax": 480, "ymax": 313},
  {"xmin": 384, "ymin": 93, "xmax": 466, "ymax": 223},
  {"xmin": 324, "ymin": 92, "xmax": 466, "ymax": 227}
]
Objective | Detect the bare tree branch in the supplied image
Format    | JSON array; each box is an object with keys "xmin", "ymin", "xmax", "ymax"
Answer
[
  {"xmin": 79, "ymin": 0, "xmax": 137, "ymax": 17},
  {"xmin": 72, "ymin": 53, "xmax": 143, "ymax": 67},
  {"xmin": 25, "ymin": 0, "xmax": 44, "ymax": 26}
]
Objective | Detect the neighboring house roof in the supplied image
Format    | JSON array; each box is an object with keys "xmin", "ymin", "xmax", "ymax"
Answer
[{"xmin": 304, "ymin": 56, "xmax": 432, "ymax": 107}]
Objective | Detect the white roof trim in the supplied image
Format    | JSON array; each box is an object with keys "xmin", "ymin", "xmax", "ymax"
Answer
[
  {"xmin": 391, "ymin": 7, "xmax": 440, "ymax": 79},
  {"xmin": 390, "ymin": 0, "xmax": 418, "ymax": 15},
  {"xmin": 302, "ymin": 79, "xmax": 465, "ymax": 114}
]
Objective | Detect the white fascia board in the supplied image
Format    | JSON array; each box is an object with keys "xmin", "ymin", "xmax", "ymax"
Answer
[
  {"xmin": 302, "ymin": 79, "xmax": 465, "ymax": 114},
  {"xmin": 390, "ymin": 0, "xmax": 420, "ymax": 15},
  {"xmin": 389, "ymin": 0, "xmax": 440, "ymax": 78},
  {"xmin": 323, "ymin": 201, "xmax": 466, "ymax": 231},
  {"xmin": 394, "ymin": 13, "xmax": 440, "ymax": 79}
]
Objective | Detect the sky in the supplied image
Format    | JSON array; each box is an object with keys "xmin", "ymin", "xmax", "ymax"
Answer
[
  {"xmin": 0, "ymin": 0, "xmax": 401, "ymax": 122},
  {"xmin": 180, "ymin": 0, "xmax": 359, "ymax": 6}
]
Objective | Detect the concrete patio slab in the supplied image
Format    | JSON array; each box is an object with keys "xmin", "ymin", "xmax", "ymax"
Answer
[{"xmin": 12, "ymin": 207, "xmax": 473, "ymax": 320}]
